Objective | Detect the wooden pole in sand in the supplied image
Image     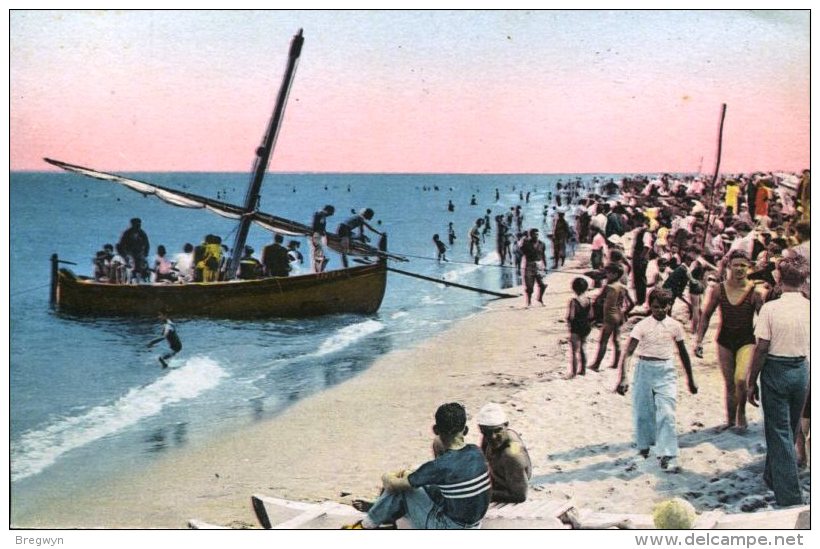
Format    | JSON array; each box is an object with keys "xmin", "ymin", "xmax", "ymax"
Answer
[{"xmin": 701, "ymin": 104, "xmax": 727, "ymax": 250}]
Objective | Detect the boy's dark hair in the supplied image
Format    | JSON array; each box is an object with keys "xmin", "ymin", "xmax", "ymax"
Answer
[
  {"xmin": 572, "ymin": 277, "xmax": 589, "ymax": 295},
  {"xmin": 605, "ymin": 263, "xmax": 624, "ymax": 278},
  {"xmin": 435, "ymin": 403, "xmax": 467, "ymax": 436},
  {"xmin": 648, "ymin": 288, "xmax": 674, "ymax": 308},
  {"xmin": 274, "ymin": 233, "xmax": 284, "ymax": 243},
  {"xmin": 767, "ymin": 242, "xmax": 783, "ymax": 255},
  {"xmin": 682, "ymin": 250, "xmax": 697, "ymax": 264}
]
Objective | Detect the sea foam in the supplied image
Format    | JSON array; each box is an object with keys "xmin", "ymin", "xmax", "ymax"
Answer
[
  {"xmin": 11, "ymin": 356, "xmax": 226, "ymax": 482},
  {"xmin": 442, "ymin": 262, "xmax": 482, "ymax": 281},
  {"xmin": 312, "ymin": 319, "xmax": 383, "ymax": 357}
]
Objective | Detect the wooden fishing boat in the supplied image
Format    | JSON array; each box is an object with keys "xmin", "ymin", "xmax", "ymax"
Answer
[
  {"xmin": 51, "ymin": 258, "xmax": 387, "ymax": 318},
  {"xmin": 47, "ymin": 29, "xmax": 398, "ymax": 319}
]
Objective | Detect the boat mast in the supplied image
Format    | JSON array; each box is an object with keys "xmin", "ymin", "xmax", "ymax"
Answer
[{"xmin": 226, "ymin": 28, "xmax": 304, "ymax": 279}]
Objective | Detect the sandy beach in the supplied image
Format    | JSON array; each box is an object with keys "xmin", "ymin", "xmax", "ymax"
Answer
[{"xmin": 16, "ymin": 245, "xmax": 807, "ymax": 529}]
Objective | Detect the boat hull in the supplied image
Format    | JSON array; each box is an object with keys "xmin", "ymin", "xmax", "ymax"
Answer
[{"xmin": 54, "ymin": 262, "xmax": 387, "ymax": 318}]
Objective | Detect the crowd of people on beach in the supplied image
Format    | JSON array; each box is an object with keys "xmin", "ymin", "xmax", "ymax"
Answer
[
  {"xmin": 350, "ymin": 169, "xmax": 810, "ymax": 529},
  {"xmin": 563, "ymin": 171, "xmax": 809, "ymax": 511}
]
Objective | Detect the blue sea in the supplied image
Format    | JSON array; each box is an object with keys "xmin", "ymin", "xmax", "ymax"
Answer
[{"xmin": 9, "ymin": 170, "xmax": 612, "ymax": 522}]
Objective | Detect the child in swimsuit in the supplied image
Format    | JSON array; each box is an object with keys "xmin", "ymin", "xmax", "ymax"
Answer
[
  {"xmin": 433, "ymin": 234, "xmax": 448, "ymax": 262},
  {"xmin": 566, "ymin": 277, "xmax": 592, "ymax": 378},
  {"xmin": 590, "ymin": 264, "xmax": 635, "ymax": 371}
]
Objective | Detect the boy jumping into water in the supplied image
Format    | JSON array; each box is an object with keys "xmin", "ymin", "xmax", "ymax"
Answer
[{"xmin": 147, "ymin": 311, "xmax": 182, "ymax": 368}]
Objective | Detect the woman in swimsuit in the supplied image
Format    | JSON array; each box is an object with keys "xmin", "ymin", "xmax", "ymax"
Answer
[{"xmin": 696, "ymin": 250, "xmax": 765, "ymax": 432}]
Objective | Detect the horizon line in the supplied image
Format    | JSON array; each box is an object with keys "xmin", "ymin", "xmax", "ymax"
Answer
[{"xmin": 10, "ymin": 168, "xmax": 802, "ymax": 177}]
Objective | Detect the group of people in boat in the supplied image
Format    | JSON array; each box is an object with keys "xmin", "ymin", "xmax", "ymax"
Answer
[{"xmin": 93, "ymin": 205, "xmax": 383, "ymax": 284}]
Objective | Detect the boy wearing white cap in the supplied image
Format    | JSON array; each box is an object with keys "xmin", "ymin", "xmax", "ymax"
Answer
[{"xmin": 476, "ymin": 402, "xmax": 532, "ymax": 503}]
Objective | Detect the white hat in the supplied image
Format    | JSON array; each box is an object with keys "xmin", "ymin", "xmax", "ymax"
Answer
[{"xmin": 476, "ymin": 402, "xmax": 508, "ymax": 426}]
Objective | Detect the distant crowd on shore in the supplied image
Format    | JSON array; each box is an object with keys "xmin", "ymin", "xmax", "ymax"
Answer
[{"xmin": 353, "ymin": 170, "xmax": 810, "ymax": 529}]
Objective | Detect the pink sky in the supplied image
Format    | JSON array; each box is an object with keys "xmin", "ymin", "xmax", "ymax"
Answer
[{"xmin": 10, "ymin": 10, "xmax": 810, "ymax": 174}]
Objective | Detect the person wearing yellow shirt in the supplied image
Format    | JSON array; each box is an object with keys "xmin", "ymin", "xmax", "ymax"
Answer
[{"xmin": 724, "ymin": 180, "xmax": 740, "ymax": 215}]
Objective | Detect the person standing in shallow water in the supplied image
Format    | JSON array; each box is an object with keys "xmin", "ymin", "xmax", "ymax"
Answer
[
  {"xmin": 432, "ymin": 234, "xmax": 448, "ymax": 262},
  {"xmin": 518, "ymin": 228, "xmax": 547, "ymax": 307},
  {"xmin": 551, "ymin": 211, "xmax": 570, "ymax": 269},
  {"xmin": 695, "ymin": 250, "xmax": 765, "ymax": 433},
  {"xmin": 468, "ymin": 218, "xmax": 483, "ymax": 264},
  {"xmin": 447, "ymin": 222, "xmax": 456, "ymax": 246}
]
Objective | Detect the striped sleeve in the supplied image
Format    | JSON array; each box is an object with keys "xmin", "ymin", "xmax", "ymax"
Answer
[{"xmin": 438, "ymin": 471, "xmax": 491, "ymax": 499}]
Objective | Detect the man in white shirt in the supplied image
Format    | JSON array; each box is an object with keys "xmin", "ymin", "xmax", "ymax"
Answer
[{"xmin": 746, "ymin": 256, "xmax": 810, "ymax": 507}]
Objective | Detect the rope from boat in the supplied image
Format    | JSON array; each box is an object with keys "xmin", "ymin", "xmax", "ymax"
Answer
[
  {"xmin": 10, "ymin": 282, "xmax": 51, "ymax": 297},
  {"xmin": 388, "ymin": 252, "xmax": 516, "ymax": 269},
  {"xmin": 221, "ymin": 223, "xmax": 240, "ymax": 248}
]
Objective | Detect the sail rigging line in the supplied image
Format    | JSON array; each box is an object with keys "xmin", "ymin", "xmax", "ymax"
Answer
[{"xmin": 42, "ymin": 157, "xmax": 406, "ymax": 264}]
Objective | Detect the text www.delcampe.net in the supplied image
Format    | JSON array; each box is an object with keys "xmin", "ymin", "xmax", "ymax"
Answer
[{"xmin": 634, "ymin": 534, "xmax": 805, "ymax": 548}]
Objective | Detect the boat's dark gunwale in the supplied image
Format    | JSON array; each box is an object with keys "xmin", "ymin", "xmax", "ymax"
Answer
[{"xmin": 54, "ymin": 261, "xmax": 387, "ymax": 319}]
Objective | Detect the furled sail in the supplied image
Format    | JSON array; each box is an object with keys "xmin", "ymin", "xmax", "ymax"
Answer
[{"xmin": 44, "ymin": 157, "xmax": 403, "ymax": 260}]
